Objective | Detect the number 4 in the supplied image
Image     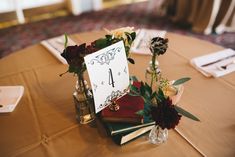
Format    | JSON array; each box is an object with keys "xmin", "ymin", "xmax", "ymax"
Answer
[{"xmin": 109, "ymin": 68, "xmax": 115, "ymax": 87}]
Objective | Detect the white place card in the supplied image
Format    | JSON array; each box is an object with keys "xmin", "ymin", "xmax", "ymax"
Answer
[
  {"xmin": 0, "ymin": 86, "xmax": 24, "ymax": 113},
  {"xmin": 84, "ymin": 41, "xmax": 129, "ymax": 113}
]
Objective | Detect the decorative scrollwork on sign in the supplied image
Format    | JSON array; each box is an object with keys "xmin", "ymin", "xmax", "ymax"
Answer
[
  {"xmin": 97, "ymin": 90, "xmax": 125, "ymax": 110},
  {"xmin": 104, "ymin": 90, "xmax": 124, "ymax": 104},
  {"xmin": 89, "ymin": 47, "xmax": 121, "ymax": 65}
]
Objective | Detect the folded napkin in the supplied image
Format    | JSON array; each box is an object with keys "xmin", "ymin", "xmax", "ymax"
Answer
[
  {"xmin": 131, "ymin": 28, "xmax": 166, "ymax": 55},
  {"xmin": 190, "ymin": 48, "xmax": 235, "ymax": 77},
  {"xmin": 0, "ymin": 86, "xmax": 24, "ymax": 113},
  {"xmin": 41, "ymin": 35, "xmax": 76, "ymax": 64}
]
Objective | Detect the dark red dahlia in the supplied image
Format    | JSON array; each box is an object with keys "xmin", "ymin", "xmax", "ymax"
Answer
[{"xmin": 151, "ymin": 97, "xmax": 181, "ymax": 129}]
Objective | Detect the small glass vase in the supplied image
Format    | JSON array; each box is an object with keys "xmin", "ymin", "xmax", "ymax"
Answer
[
  {"xmin": 145, "ymin": 60, "xmax": 161, "ymax": 90},
  {"xmin": 149, "ymin": 125, "xmax": 168, "ymax": 145},
  {"xmin": 73, "ymin": 78, "xmax": 95, "ymax": 124}
]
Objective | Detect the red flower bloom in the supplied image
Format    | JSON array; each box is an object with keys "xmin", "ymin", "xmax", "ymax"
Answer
[
  {"xmin": 61, "ymin": 43, "xmax": 86, "ymax": 68},
  {"xmin": 61, "ymin": 42, "xmax": 100, "ymax": 74},
  {"xmin": 151, "ymin": 97, "xmax": 181, "ymax": 129},
  {"xmin": 86, "ymin": 41, "xmax": 99, "ymax": 54}
]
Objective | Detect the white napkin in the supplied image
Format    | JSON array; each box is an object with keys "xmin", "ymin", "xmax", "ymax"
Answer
[
  {"xmin": 41, "ymin": 35, "xmax": 76, "ymax": 64},
  {"xmin": 190, "ymin": 48, "xmax": 235, "ymax": 77},
  {"xmin": 0, "ymin": 86, "xmax": 24, "ymax": 113},
  {"xmin": 131, "ymin": 28, "xmax": 166, "ymax": 55}
]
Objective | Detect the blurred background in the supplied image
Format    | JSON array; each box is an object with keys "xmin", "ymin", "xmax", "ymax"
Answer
[{"xmin": 0, "ymin": 0, "xmax": 234, "ymax": 58}]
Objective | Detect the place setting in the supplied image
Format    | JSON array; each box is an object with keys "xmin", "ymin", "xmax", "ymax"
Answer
[{"xmin": 190, "ymin": 48, "xmax": 235, "ymax": 77}]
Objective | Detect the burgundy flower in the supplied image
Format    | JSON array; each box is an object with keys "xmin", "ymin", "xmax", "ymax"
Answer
[
  {"xmin": 61, "ymin": 43, "xmax": 86, "ymax": 68},
  {"xmin": 151, "ymin": 97, "xmax": 181, "ymax": 129},
  {"xmin": 86, "ymin": 41, "xmax": 99, "ymax": 54},
  {"xmin": 150, "ymin": 37, "xmax": 168, "ymax": 56}
]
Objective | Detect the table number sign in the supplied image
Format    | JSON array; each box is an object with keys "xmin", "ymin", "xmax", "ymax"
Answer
[{"xmin": 84, "ymin": 41, "xmax": 129, "ymax": 113}]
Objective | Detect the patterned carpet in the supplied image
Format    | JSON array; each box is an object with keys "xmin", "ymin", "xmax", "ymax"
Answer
[{"xmin": 0, "ymin": 1, "xmax": 234, "ymax": 58}]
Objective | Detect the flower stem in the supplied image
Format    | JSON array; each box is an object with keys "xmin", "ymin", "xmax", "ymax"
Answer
[
  {"xmin": 78, "ymin": 73, "xmax": 89, "ymax": 99},
  {"xmin": 150, "ymin": 53, "xmax": 157, "ymax": 89},
  {"xmin": 156, "ymin": 125, "xmax": 160, "ymax": 137}
]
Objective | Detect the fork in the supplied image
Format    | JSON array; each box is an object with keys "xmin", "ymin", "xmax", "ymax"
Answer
[{"xmin": 220, "ymin": 60, "xmax": 235, "ymax": 70}]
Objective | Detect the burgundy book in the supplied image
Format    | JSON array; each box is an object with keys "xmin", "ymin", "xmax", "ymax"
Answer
[{"xmin": 101, "ymin": 94, "xmax": 144, "ymax": 124}]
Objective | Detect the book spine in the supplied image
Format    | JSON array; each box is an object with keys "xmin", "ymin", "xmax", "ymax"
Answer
[
  {"xmin": 102, "ymin": 117, "xmax": 143, "ymax": 124},
  {"xmin": 112, "ymin": 125, "xmax": 154, "ymax": 145}
]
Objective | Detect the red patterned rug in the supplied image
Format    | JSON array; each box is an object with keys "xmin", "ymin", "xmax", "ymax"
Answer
[{"xmin": 0, "ymin": 1, "xmax": 234, "ymax": 58}]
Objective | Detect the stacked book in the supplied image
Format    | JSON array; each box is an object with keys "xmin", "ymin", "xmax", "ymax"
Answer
[{"xmin": 100, "ymin": 94, "xmax": 155, "ymax": 145}]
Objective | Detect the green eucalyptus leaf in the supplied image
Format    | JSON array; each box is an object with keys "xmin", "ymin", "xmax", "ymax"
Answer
[
  {"xmin": 143, "ymin": 97, "xmax": 152, "ymax": 106},
  {"xmin": 130, "ymin": 32, "xmax": 136, "ymax": 41},
  {"xmin": 156, "ymin": 95, "xmax": 163, "ymax": 102},
  {"xmin": 68, "ymin": 65, "xmax": 76, "ymax": 73},
  {"xmin": 156, "ymin": 88, "xmax": 165, "ymax": 102},
  {"xmin": 140, "ymin": 85, "xmax": 145, "ymax": 96},
  {"xmin": 136, "ymin": 110, "xmax": 145, "ymax": 116},
  {"xmin": 95, "ymin": 38, "xmax": 108, "ymax": 49},
  {"xmin": 144, "ymin": 103, "xmax": 151, "ymax": 112},
  {"xmin": 145, "ymin": 83, "xmax": 152, "ymax": 95},
  {"xmin": 130, "ymin": 85, "xmax": 139, "ymax": 93},
  {"xmin": 174, "ymin": 105, "xmax": 200, "ymax": 121},
  {"xmin": 150, "ymin": 91, "xmax": 157, "ymax": 99},
  {"xmin": 144, "ymin": 116, "xmax": 154, "ymax": 123},
  {"xmin": 144, "ymin": 90, "xmax": 151, "ymax": 99},
  {"xmin": 105, "ymin": 35, "xmax": 112, "ymax": 40},
  {"xmin": 64, "ymin": 33, "xmax": 68, "ymax": 48},
  {"xmin": 158, "ymin": 88, "xmax": 164, "ymax": 96},
  {"xmin": 142, "ymin": 85, "xmax": 151, "ymax": 99},
  {"xmin": 173, "ymin": 77, "xmax": 191, "ymax": 86}
]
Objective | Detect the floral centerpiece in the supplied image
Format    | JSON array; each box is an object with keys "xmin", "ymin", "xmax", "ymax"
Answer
[{"xmin": 60, "ymin": 27, "xmax": 199, "ymax": 144}]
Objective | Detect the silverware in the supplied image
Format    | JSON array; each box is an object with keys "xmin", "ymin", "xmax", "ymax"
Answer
[
  {"xmin": 201, "ymin": 54, "xmax": 235, "ymax": 67},
  {"xmin": 220, "ymin": 60, "xmax": 235, "ymax": 70}
]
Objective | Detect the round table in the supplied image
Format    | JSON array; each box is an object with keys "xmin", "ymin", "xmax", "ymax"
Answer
[{"xmin": 0, "ymin": 31, "xmax": 234, "ymax": 157}]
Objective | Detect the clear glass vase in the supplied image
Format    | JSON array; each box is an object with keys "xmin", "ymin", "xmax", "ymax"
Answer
[
  {"xmin": 145, "ymin": 60, "xmax": 161, "ymax": 90},
  {"xmin": 149, "ymin": 125, "xmax": 168, "ymax": 145},
  {"xmin": 73, "ymin": 77, "xmax": 95, "ymax": 124}
]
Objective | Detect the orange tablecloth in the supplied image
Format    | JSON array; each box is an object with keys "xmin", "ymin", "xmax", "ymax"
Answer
[{"xmin": 0, "ymin": 31, "xmax": 234, "ymax": 157}]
